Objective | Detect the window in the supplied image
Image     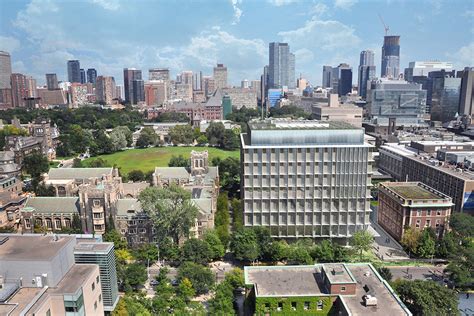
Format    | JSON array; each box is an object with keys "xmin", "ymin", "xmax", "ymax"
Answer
[
  {"xmin": 317, "ymin": 300, "xmax": 324, "ymax": 310},
  {"xmin": 55, "ymin": 219, "xmax": 61, "ymax": 229},
  {"xmin": 277, "ymin": 302, "xmax": 283, "ymax": 311},
  {"xmin": 426, "ymin": 219, "xmax": 431, "ymax": 227},
  {"xmin": 341, "ymin": 286, "xmax": 346, "ymax": 292},
  {"xmin": 96, "ymin": 275, "xmax": 100, "ymax": 284},
  {"xmin": 416, "ymin": 219, "xmax": 421, "ymax": 228},
  {"xmin": 25, "ymin": 218, "xmax": 31, "ymax": 229},
  {"xmin": 291, "ymin": 302, "xmax": 297, "ymax": 311},
  {"xmin": 416, "ymin": 210, "xmax": 421, "ymax": 217},
  {"xmin": 427, "ymin": 210, "xmax": 431, "ymax": 216},
  {"xmin": 92, "ymin": 282, "xmax": 95, "ymax": 291},
  {"xmin": 437, "ymin": 210, "xmax": 442, "ymax": 216},
  {"xmin": 93, "ymin": 199, "xmax": 101, "ymax": 207},
  {"xmin": 304, "ymin": 302, "xmax": 310, "ymax": 310}
]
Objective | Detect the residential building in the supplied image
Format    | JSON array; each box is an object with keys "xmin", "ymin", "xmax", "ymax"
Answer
[
  {"xmin": 25, "ymin": 76, "xmax": 37, "ymax": 98},
  {"xmin": 74, "ymin": 242, "xmax": 119, "ymax": 312},
  {"xmin": 381, "ymin": 35, "xmax": 400, "ymax": 78},
  {"xmin": 459, "ymin": 68, "xmax": 474, "ymax": 117},
  {"xmin": 175, "ymin": 83, "xmax": 193, "ymax": 102},
  {"xmin": 379, "ymin": 142, "xmax": 474, "ymax": 213},
  {"xmin": 68, "ymin": 83, "xmax": 89, "ymax": 107},
  {"xmin": 10, "ymin": 73, "xmax": 28, "ymax": 108},
  {"xmin": 245, "ymin": 263, "xmax": 411, "ymax": 315},
  {"xmin": 366, "ymin": 79, "xmax": 427, "ymax": 127},
  {"xmin": 378, "ymin": 182, "xmax": 452, "ymax": 242},
  {"xmin": 46, "ymin": 73, "xmax": 59, "ymax": 90},
  {"xmin": 0, "ymin": 51, "xmax": 12, "ymax": 89},
  {"xmin": 213, "ymin": 63, "xmax": 228, "ymax": 90},
  {"xmin": 404, "ymin": 61, "xmax": 453, "ymax": 82},
  {"xmin": 87, "ymin": 68, "xmax": 97, "ymax": 84},
  {"xmin": 115, "ymin": 85, "xmax": 123, "ymax": 100},
  {"xmin": 149, "ymin": 68, "xmax": 170, "ymax": 81},
  {"xmin": 222, "ymin": 87, "xmax": 258, "ymax": 109},
  {"xmin": 145, "ymin": 80, "xmax": 168, "ymax": 106},
  {"xmin": 95, "ymin": 75, "xmax": 116, "ymax": 105},
  {"xmin": 312, "ymin": 94, "xmax": 363, "ymax": 127},
  {"xmin": 0, "ymin": 88, "xmax": 12, "ymax": 109},
  {"xmin": 67, "ymin": 60, "xmax": 81, "ymax": 83},
  {"xmin": 0, "ymin": 234, "xmax": 105, "ymax": 316},
  {"xmin": 240, "ymin": 118, "xmax": 373, "ymax": 240},
  {"xmin": 269, "ymin": 42, "xmax": 295, "ymax": 89}
]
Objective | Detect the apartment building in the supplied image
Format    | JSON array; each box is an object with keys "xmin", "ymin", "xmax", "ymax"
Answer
[
  {"xmin": 240, "ymin": 118, "xmax": 373, "ymax": 241},
  {"xmin": 378, "ymin": 182, "xmax": 452, "ymax": 241}
]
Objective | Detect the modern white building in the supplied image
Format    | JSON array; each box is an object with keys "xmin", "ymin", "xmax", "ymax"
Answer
[{"xmin": 240, "ymin": 118, "xmax": 373, "ymax": 241}]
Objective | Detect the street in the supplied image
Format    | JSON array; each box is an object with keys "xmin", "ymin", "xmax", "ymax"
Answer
[{"xmin": 388, "ymin": 265, "xmax": 448, "ymax": 283}]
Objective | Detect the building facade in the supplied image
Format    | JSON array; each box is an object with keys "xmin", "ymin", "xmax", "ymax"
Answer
[
  {"xmin": 381, "ymin": 35, "xmax": 400, "ymax": 78},
  {"xmin": 46, "ymin": 73, "xmax": 59, "ymax": 90},
  {"xmin": 67, "ymin": 60, "xmax": 81, "ymax": 83},
  {"xmin": 213, "ymin": 64, "xmax": 228, "ymax": 90},
  {"xmin": 0, "ymin": 51, "xmax": 12, "ymax": 89},
  {"xmin": 459, "ymin": 68, "xmax": 474, "ymax": 117},
  {"xmin": 95, "ymin": 75, "xmax": 116, "ymax": 105},
  {"xmin": 269, "ymin": 42, "xmax": 295, "ymax": 89},
  {"xmin": 123, "ymin": 68, "xmax": 143, "ymax": 104},
  {"xmin": 358, "ymin": 50, "xmax": 375, "ymax": 99},
  {"xmin": 240, "ymin": 119, "xmax": 373, "ymax": 240}
]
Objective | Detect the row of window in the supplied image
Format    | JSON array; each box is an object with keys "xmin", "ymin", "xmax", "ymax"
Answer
[{"xmin": 263, "ymin": 300, "xmax": 324, "ymax": 312}]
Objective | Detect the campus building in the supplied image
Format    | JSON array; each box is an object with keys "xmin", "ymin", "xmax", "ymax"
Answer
[{"xmin": 240, "ymin": 118, "xmax": 373, "ymax": 241}]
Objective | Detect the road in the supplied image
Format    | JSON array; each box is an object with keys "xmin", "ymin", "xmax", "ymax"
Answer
[{"xmin": 388, "ymin": 265, "xmax": 447, "ymax": 283}]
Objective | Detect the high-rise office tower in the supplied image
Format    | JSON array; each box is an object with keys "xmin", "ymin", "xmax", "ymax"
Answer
[
  {"xmin": 132, "ymin": 79, "xmax": 145, "ymax": 104},
  {"xmin": 240, "ymin": 118, "xmax": 373, "ymax": 240},
  {"xmin": 80, "ymin": 68, "xmax": 86, "ymax": 84},
  {"xmin": 0, "ymin": 51, "xmax": 12, "ymax": 89},
  {"xmin": 358, "ymin": 50, "xmax": 376, "ymax": 99},
  {"xmin": 87, "ymin": 68, "xmax": 97, "ymax": 84},
  {"xmin": 10, "ymin": 73, "xmax": 28, "ymax": 107},
  {"xmin": 381, "ymin": 36, "xmax": 400, "ymax": 78},
  {"xmin": 123, "ymin": 68, "xmax": 143, "ymax": 104},
  {"xmin": 96, "ymin": 76, "xmax": 116, "ymax": 104},
  {"xmin": 46, "ymin": 73, "xmax": 59, "ymax": 90},
  {"xmin": 149, "ymin": 68, "xmax": 170, "ymax": 81},
  {"xmin": 213, "ymin": 64, "xmax": 228, "ymax": 90},
  {"xmin": 193, "ymin": 71, "xmax": 202, "ymax": 91},
  {"xmin": 459, "ymin": 68, "xmax": 474, "ymax": 117},
  {"xmin": 338, "ymin": 64, "xmax": 353, "ymax": 96},
  {"xmin": 269, "ymin": 42, "xmax": 295, "ymax": 89},
  {"xmin": 181, "ymin": 71, "xmax": 193, "ymax": 85},
  {"xmin": 428, "ymin": 70, "xmax": 461, "ymax": 122},
  {"xmin": 67, "ymin": 60, "xmax": 81, "ymax": 83},
  {"xmin": 404, "ymin": 61, "xmax": 453, "ymax": 82},
  {"xmin": 322, "ymin": 66, "xmax": 332, "ymax": 88}
]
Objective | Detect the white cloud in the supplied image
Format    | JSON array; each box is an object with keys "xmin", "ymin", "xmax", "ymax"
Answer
[
  {"xmin": 231, "ymin": 0, "xmax": 243, "ymax": 25},
  {"xmin": 90, "ymin": 0, "xmax": 121, "ymax": 10},
  {"xmin": 0, "ymin": 35, "xmax": 21, "ymax": 52},
  {"xmin": 267, "ymin": 0, "xmax": 299, "ymax": 7},
  {"xmin": 334, "ymin": 0, "xmax": 358, "ymax": 10},
  {"xmin": 447, "ymin": 42, "xmax": 474, "ymax": 68},
  {"xmin": 309, "ymin": 3, "xmax": 328, "ymax": 17}
]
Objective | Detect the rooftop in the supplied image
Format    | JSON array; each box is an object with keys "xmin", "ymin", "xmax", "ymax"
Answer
[
  {"xmin": 74, "ymin": 242, "xmax": 114, "ymax": 254},
  {"xmin": 22, "ymin": 197, "xmax": 80, "ymax": 214},
  {"xmin": 322, "ymin": 263, "xmax": 356, "ymax": 284},
  {"xmin": 50, "ymin": 264, "xmax": 98, "ymax": 295},
  {"xmin": 47, "ymin": 167, "xmax": 113, "ymax": 180},
  {"xmin": 248, "ymin": 118, "xmax": 358, "ymax": 131},
  {"xmin": 0, "ymin": 287, "xmax": 44, "ymax": 316},
  {"xmin": 0, "ymin": 234, "xmax": 75, "ymax": 261},
  {"xmin": 382, "ymin": 182, "xmax": 444, "ymax": 200}
]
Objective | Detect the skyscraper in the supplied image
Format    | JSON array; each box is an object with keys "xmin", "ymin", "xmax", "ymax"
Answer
[
  {"xmin": 213, "ymin": 64, "xmax": 228, "ymax": 90},
  {"xmin": 132, "ymin": 79, "xmax": 145, "ymax": 104},
  {"xmin": 87, "ymin": 68, "xmax": 97, "ymax": 84},
  {"xmin": 338, "ymin": 64, "xmax": 353, "ymax": 96},
  {"xmin": 46, "ymin": 73, "xmax": 59, "ymax": 90},
  {"xmin": 10, "ymin": 73, "xmax": 28, "ymax": 108},
  {"xmin": 67, "ymin": 60, "xmax": 81, "ymax": 83},
  {"xmin": 268, "ymin": 42, "xmax": 295, "ymax": 89},
  {"xmin": 459, "ymin": 68, "xmax": 474, "ymax": 117},
  {"xmin": 123, "ymin": 68, "xmax": 142, "ymax": 104},
  {"xmin": 96, "ymin": 76, "xmax": 116, "ymax": 105},
  {"xmin": 25, "ymin": 76, "xmax": 37, "ymax": 98},
  {"xmin": 381, "ymin": 36, "xmax": 400, "ymax": 78},
  {"xmin": 80, "ymin": 68, "xmax": 86, "ymax": 84},
  {"xmin": 358, "ymin": 50, "xmax": 376, "ymax": 99},
  {"xmin": 0, "ymin": 51, "xmax": 12, "ymax": 89},
  {"xmin": 322, "ymin": 66, "xmax": 332, "ymax": 88},
  {"xmin": 428, "ymin": 70, "xmax": 461, "ymax": 122},
  {"xmin": 149, "ymin": 68, "xmax": 170, "ymax": 81}
]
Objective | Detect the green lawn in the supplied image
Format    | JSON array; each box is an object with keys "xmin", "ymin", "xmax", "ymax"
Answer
[{"xmin": 82, "ymin": 146, "xmax": 240, "ymax": 175}]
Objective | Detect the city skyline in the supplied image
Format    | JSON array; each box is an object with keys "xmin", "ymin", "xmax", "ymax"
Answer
[{"xmin": 0, "ymin": 0, "xmax": 472, "ymax": 86}]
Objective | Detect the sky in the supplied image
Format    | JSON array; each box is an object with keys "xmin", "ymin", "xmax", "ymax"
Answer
[{"xmin": 0, "ymin": 0, "xmax": 473, "ymax": 87}]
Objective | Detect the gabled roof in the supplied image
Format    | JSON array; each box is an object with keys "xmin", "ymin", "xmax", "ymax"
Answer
[
  {"xmin": 23, "ymin": 197, "xmax": 80, "ymax": 214},
  {"xmin": 48, "ymin": 168, "xmax": 113, "ymax": 180}
]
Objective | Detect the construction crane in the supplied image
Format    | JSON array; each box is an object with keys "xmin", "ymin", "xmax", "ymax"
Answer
[{"xmin": 378, "ymin": 13, "xmax": 390, "ymax": 35}]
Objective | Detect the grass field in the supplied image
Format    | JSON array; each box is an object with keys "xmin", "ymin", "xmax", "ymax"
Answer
[{"xmin": 82, "ymin": 146, "xmax": 240, "ymax": 175}]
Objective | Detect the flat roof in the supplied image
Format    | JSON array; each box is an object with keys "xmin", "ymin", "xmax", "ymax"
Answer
[
  {"xmin": 248, "ymin": 118, "xmax": 358, "ymax": 131},
  {"xmin": 47, "ymin": 168, "xmax": 113, "ymax": 180},
  {"xmin": 322, "ymin": 263, "xmax": 356, "ymax": 284},
  {"xmin": 74, "ymin": 242, "xmax": 113, "ymax": 254},
  {"xmin": 0, "ymin": 234, "xmax": 75, "ymax": 261},
  {"xmin": 383, "ymin": 182, "xmax": 443, "ymax": 200},
  {"xmin": 245, "ymin": 266, "xmax": 324, "ymax": 296},
  {"xmin": 0, "ymin": 287, "xmax": 44, "ymax": 316},
  {"xmin": 50, "ymin": 264, "xmax": 97, "ymax": 295}
]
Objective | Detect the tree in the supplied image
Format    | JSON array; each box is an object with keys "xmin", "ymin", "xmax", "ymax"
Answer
[
  {"xmin": 416, "ymin": 229, "xmax": 435, "ymax": 258},
  {"xmin": 103, "ymin": 229, "xmax": 127, "ymax": 250},
  {"xmin": 213, "ymin": 157, "xmax": 240, "ymax": 194},
  {"xmin": 401, "ymin": 227, "xmax": 421, "ymax": 257},
  {"xmin": 168, "ymin": 155, "xmax": 189, "ymax": 167},
  {"xmin": 71, "ymin": 213, "xmax": 82, "ymax": 233},
  {"xmin": 206, "ymin": 122, "xmax": 225, "ymax": 146},
  {"xmin": 0, "ymin": 125, "xmax": 28, "ymax": 149},
  {"xmin": 444, "ymin": 245, "xmax": 474, "ymax": 289},
  {"xmin": 208, "ymin": 268, "xmax": 244, "ymax": 315},
  {"xmin": 287, "ymin": 246, "xmax": 313, "ymax": 265},
  {"xmin": 22, "ymin": 151, "xmax": 49, "ymax": 178},
  {"xmin": 113, "ymin": 126, "xmax": 133, "ymax": 147},
  {"xmin": 133, "ymin": 244, "xmax": 159, "ymax": 263},
  {"xmin": 196, "ymin": 134, "xmax": 208, "ymax": 145},
  {"xmin": 177, "ymin": 278, "xmax": 195, "ymax": 302},
  {"xmin": 87, "ymin": 157, "xmax": 110, "ymax": 168},
  {"xmin": 139, "ymin": 185, "xmax": 199, "ymax": 244},
  {"xmin": 90, "ymin": 129, "xmax": 114, "ymax": 155},
  {"xmin": 124, "ymin": 263, "xmax": 147, "ymax": 291},
  {"xmin": 109, "ymin": 126, "xmax": 129, "ymax": 151},
  {"xmin": 230, "ymin": 228, "xmax": 259, "ymax": 262},
  {"xmin": 230, "ymin": 198, "xmax": 243, "ymax": 231},
  {"xmin": 392, "ymin": 279, "xmax": 459, "ymax": 316},
  {"xmin": 177, "ymin": 262, "xmax": 215, "ymax": 295},
  {"xmin": 436, "ymin": 231, "xmax": 459, "ymax": 258},
  {"xmin": 377, "ymin": 266, "xmax": 393, "ymax": 282},
  {"xmin": 35, "ymin": 184, "xmax": 56, "ymax": 196},
  {"xmin": 311, "ymin": 240, "xmax": 335, "ymax": 263},
  {"xmin": 269, "ymin": 105, "xmax": 310, "ymax": 119},
  {"xmin": 350, "ymin": 230, "xmax": 374, "ymax": 261},
  {"xmin": 181, "ymin": 238, "xmax": 213, "ymax": 265},
  {"xmin": 127, "ymin": 170, "xmax": 145, "ymax": 182},
  {"xmin": 266, "ymin": 240, "xmax": 290, "ymax": 262},
  {"xmin": 203, "ymin": 230, "xmax": 225, "ymax": 260},
  {"xmin": 449, "ymin": 212, "xmax": 474, "ymax": 238},
  {"xmin": 136, "ymin": 127, "xmax": 158, "ymax": 148},
  {"xmin": 215, "ymin": 192, "xmax": 230, "ymax": 246},
  {"xmin": 169, "ymin": 124, "xmax": 194, "ymax": 145},
  {"xmin": 222, "ymin": 129, "xmax": 239, "ymax": 150},
  {"xmin": 112, "ymin": 295, "xmax": 152, "ymax": 316}
]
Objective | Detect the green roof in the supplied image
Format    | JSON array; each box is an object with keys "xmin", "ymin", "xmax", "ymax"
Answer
[
  {"xmin": 248, "ymin": 119, "xmax": 359, "ymax": 131},
  {"xmin": 387, "ymin": 184, "xmax": 442, "ymax": 200}
]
